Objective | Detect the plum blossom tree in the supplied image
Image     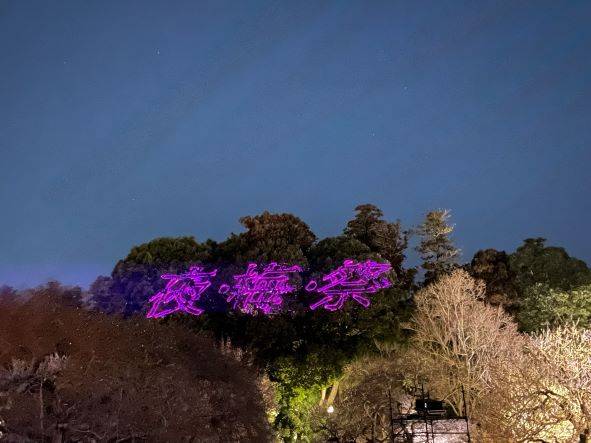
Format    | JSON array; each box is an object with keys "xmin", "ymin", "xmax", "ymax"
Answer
[
  {"xmin": 484, "ymin": 324, "xmax": 591, "ymax": 441},
  {"xmin": 406, "ymin": 269, "xmax": 522, "ymax": 419}
]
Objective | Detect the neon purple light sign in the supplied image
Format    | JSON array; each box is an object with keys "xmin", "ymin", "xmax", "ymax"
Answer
[
  {"xmin": 146, "ymin": 265, "xmax": 217, "ymax": 318},
  {"xmin": 145, "ymin": 259, "xmax": 393, "ymax": 318},
  {"xmin": 219, "ymin": 263, "xmax": 303, "ymax": 314},
  {"xmin": 305, "ymin": 259, "xmax": 392, "ymax": 311}
]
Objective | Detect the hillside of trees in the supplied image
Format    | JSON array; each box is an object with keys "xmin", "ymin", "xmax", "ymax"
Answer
[{"xmin": 2, "ymin": 204, "xmax": 591, "ymax": 441}]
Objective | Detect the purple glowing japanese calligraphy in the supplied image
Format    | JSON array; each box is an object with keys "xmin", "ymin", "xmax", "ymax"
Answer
[
  {"xmin": 305, "ymin": 259, "xmax": 392, "ymax": 311},
  {"xmin": 146, "ymin": 266, "xmax": 217, "ymax": 318},
  {"xmin": 145, "ymin": 259, "xmax": 393, "ymax": 318},
  {"xmin": 219, "ymin": 263, "xmax": 303, "ymax": 314}
]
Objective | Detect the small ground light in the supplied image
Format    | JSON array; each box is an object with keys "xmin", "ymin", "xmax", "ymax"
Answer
[{"xmin": 327, "ymin": 405, "xmax": 334, "ymax": 414}]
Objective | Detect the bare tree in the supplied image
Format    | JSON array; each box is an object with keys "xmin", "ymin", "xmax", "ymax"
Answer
[
  {"xmin": 406, "ymin": 269, "xmax": 523, "ymax": 420},
  {"xmin": 315, "ymin": 350, "xmax": 413, "ymax": 442},
  {"xmin": 484, "ymin": 324, "xmax": 591, "ymax": 442},
  {"xmin": 408, "ymin": 271, "xmax": 591, "ymax": 441}
]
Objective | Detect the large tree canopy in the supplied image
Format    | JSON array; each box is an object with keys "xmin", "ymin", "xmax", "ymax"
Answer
[
  {"xmin": 92, "ymin": 236, "xmax": 211, "ymax": 315},
  {"xmin": 217, "ymin": 211, "xmax": 316, "ymax": 266},
  {"xmin": 468, "ymin": 248, "xmax": 518, "ymax": 309},
  {"xmin": 509, "ymin": 237, "xmax": 591, "ymax": 292},
  {"xmin": 517, "ymin": 284, "xmax": 591, "ymax": 332},
  {"xmin": 343, "ymin": 204, "xmax": 413, "ymax": 287},
  {"xmin": 307, "ymin": 236, "xmax": 371, "ymax": 274}
]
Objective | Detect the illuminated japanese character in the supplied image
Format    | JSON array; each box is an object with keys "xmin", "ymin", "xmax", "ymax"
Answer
[
  {"xmin": 305, "ymin": 259, "xmax": 392, "ymax": 311},
  {"xmin": 146, "ymin": 265, "xmax": 217, "ymax": 318},
  {"xmin": 219, "ymin": 263, "xmax": 303, "ymax": 314}
]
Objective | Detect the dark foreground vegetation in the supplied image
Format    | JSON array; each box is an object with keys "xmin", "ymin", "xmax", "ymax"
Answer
[
  {"xmin": 0, "ymin": 285, "xmax": 271, "ymax": 442},
  {"xmin": 2, "ymin": 204, "xmax": 591, "ymax": 441}
]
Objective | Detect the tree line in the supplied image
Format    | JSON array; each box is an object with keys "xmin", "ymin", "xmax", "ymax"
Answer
[
  {"xmin": 3, "ymin": 203, "xmax": 590, "ymax": 440},
  {"xmin": 84, "ymin": 204, "xmax": 591, "ymax": 439}
]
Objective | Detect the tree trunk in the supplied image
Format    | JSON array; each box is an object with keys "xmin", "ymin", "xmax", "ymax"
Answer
[
  {"xmin": 319, "ymin": 387, "xmax": 327, "ymax": 406},
  {"xmin": 326, "ymin": 380, "xmax": 339, "ymax": 406}
]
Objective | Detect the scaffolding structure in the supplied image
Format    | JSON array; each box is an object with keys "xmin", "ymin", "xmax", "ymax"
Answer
[
  {"xmin": 387, "ymin": 386, "xmax": 471, "ymax": 443},
  {"xmin": 390, "ymin": 417, "xmax": 469, "ymax": 443}
]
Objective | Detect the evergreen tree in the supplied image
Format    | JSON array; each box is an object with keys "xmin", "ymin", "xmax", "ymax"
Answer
[
  {"xmin": 509, "ymin": 238, "xmax": 591, "ymax": 292},
  {"xmin": 220, "ymin": 211, "xmax": 316, "ymax": 266},
  {"xmin": 517, "ymin": 283, "xmax": 591, "ymax": 332},
  {"xmin": 344, "ymin": 204, "xmax": 413, "ymax": 287},
  {"xmin": 415, "ymin": 209, "xmax": 459, "ymax": 285},
  {"xmin": 468, "ymin": 248, "xmax": 518, "ymax": 309}
]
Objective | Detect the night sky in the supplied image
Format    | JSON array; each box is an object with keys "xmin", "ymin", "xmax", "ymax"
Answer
[{"xmin": 1, "ymin": 1, "xmax": 590, "ymax": 288}]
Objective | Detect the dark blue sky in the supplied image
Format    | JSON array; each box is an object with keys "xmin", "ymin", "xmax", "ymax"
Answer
[{"xmin": 1, "ymin": 1, "xmax": 590, "ymax": 288}]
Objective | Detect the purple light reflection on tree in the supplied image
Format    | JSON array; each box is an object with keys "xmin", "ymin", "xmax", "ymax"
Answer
[
  {"xmin": 146, "ymin": 266, "xmax": 217, "ymax": 318},
  {"xmin": 219, "ymin": 262, "xmax": 303, "ymax": 314},
  {"xmin": 305, "ymin": 259, "xmax": 392, "ymax": 311}
]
